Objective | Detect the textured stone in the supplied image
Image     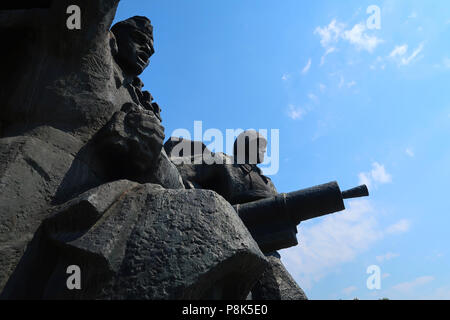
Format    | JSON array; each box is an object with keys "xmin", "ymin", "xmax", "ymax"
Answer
[
  {"xmin": 142, "ymin": 149, "xmax": 185, "ymax": 189},
  {"xmin": 0, "ymin": 179, "xmax": 139, "ymax": 299},
  {"xmin": 166, "ymin": 134, "xmax": 308, "ymax": 300},
  {"xmin": 94, "ymin": 102, "xmax": 165, "ymax": 177},
  {"xmin": 0, "ymin": 132, "xmax": 103, "ymax": 291},
  {"xmin": 0, "ymin": 5, "xmax": 175, "ymax": 295},
  {"xmin": 2, "ymin": 181, "xmax": 268, "ymax": 299},
  {"xmin": 251, "ymin": 253, "xmax": 308, "ymax": 300}
]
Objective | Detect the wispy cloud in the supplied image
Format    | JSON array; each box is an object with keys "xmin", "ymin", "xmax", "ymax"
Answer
[
  {"xmin": 287, "ymin": 104, "xmax": 306, "ymax": 120},
  {"xmin": 308, "ymin": 93, "xmax": 319, "ymax": 104},
  {"xmin": 389, "ymin": 43, "xmax": 424, "ymax": 66},
  {"xmin": 342, "ymin": 23, "xmax": 383, "ymax": 53},
  {"xmin": 282, "ymin": 199, "xmax": 383, "ymax": 289},
  {"xmin": 347, "ymin": 81, "xmax": 357, "ymax": 88},
  {"xmin": 390, "ymin": 44, "xmax": 408, "ymax": 58},
  {"xmin": 401, "ymin": 43, "xmax": 424, "ymax": 65},
  {"xmin": 386, "ymin": 219, "xmax": 411, "ymax": 234},
  {"xmin": 315, "ymin": 19, "xmax": 383, "ymax": 59},
  {"xmin": 281, "ymin": 73, "xmax": 291, "ymax": 81},
  {"xmin": 392, "ymin": 276, "xmax": 434, "ymax": 294},
  {"xmin": 342, "ymin": 286, "xmax": 358, "ymax": 296},
  {"xmin": 320, "ymin": 47, "xmax": 336, "ymax": 66},
  {"xmin": 405, "ymin": 148, "xmax": 415, "ymax": 157},
  {"xmin": 302, "ymin": 58, "xmax": 312, "ymax": 74},
  {"xmin": 370, "ymin": 56, "xmax": 386, "ymax": 70},
  {"xmin": 358, "ymin": 162, "xmax": 392, "ymax": 190},
  {"xmin": 338, "ymin": 75, "xmax": 345, "ymax": 88},
  {"xmin": 443, "ymin": 58, "xmax": 450, "ymax": 69},
  {"xmin": 282, "ymin": 198, "xmax": 411, "ymax": 290},
  {"xmin": 319, "ymin": 83, "xmax": 327, "ymax": 92},
  {"xmin": 314, "ymin": 19, "xmax": 345, "ymax": 48},
  {"xmin": 376, "ymin": 252, "xmax": 399, "ymax": 263}
]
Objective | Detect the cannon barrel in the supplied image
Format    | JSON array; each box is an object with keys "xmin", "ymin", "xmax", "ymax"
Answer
[{"xmin": 233, "ymin": 181, "xmax": 369, "ymax": 253}]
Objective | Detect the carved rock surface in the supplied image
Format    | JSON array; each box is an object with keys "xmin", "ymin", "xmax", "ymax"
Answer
[
  {"xmin": 2, "ymin": 180, "xmax": 268, "ymax": 299},
  {"xmin": 251, "ymin": 253, "xmax": 308, "ymax": 300},
  {"xmin": 94, "ymin": 103, "xmax": 165, "ymax": 176},
  {"xmin": 143, "ymin": 149, "xmax": 185, "ymax": 189},
  {"xmin": 0, "ymin": 131, "xmax": 104, "ymax": 292}
]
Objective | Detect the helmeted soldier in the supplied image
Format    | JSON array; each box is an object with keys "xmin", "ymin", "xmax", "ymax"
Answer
[{"xmin": 166, "ymin": 130, "xmax": 308, "ymax": 300}]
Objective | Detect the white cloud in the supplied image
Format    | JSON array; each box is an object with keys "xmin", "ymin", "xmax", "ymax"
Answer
[
  {"xmin": 386, "ymin": 219, "xmax": 411, "ymax": 234},
  {"xmin": 390, "ymin": 44, "xmax": 408, "ymax": 58},
  {"xmin": 376, "ymin": 252, "xmax": 399, "ymax": 263},
  {"xmin": 405, "ymin": 148, "xmax": 415, "ymax": 157},
  {"xmin": 371, "ymin": 162, "xmax": 392, "ymax": 184},
  {"xmin": 281, "ymin": 197, "xmax": 411, "ymax": 290},
  {"xmin": 281, "ymin": 73, "xmax": 291, "ymax": 81},
  {"xmin": 401, "ymin": 42, "xmax": 424, "ymax": 65},
  {"xmin": 392, "ymin": 276, "xmax": 434, "ymax": 294},
  {"xmin": 314, "ymin": 19, "xmax": 345, "ymax": 48},
  {"xmin": 320, "ymin": 47, "xmax": 336, "ymax": 66},
  {"xmin": 358, "ymin": 172, "xmax": 372, "ymax": 189},
  {"xmin": 319, "ymin": 83, "xmax": 327, "ymax": 92},
  {"xmin": 443, "ymin": 58, "xmax": 450, "ymax": 69},
  {"xmin": 282, "ymin": 199, "xmax": 383, "ymax": 289},
  {"xmin": 342, "ymin": 286, "xmax": 358, "ymax": 295},
  {"xmin": 315, "ymin": 20, "xmax": 383, "ymax": 56},
  {"xmin": 370, "ymin": 56, "xmax": 386, "ymax": 70},
  {"xmin": 389, "ymin": 42, "xmax": 424, "ymax": 66},
  {"xmin": 287, "ymin": 104, "xmax": 306, "ymax": 120},
  {"xmin": 302, "ymin": 58, "xmax": 312, "ymax": 74},
  {"xmin": 308, "ymin": 93, "xmax": 319, "ymax": 104},
  {"xmin": 342, "ymin": 23, "xmax": 383, "ymax": 53},
  {"xmin": 338, "ymin": 75, "xmax": 345, "ymax": 88},
  {"xmin": 358, "ymin": 162, "xmax": 392, "ymax": 190},
  {"xmin": 347, "ymin": 81, "xmax": 357, "ymax": 88}
]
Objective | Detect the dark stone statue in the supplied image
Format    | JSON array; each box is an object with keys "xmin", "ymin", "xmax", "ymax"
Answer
[
  {"xmin": 166, "ymin": 131, "xmax": 278, "ymax": 204},
  {"xmin": 167, "ymin": 131, "xmax": 369, "ymax": 300},
  {"xmin": 0, "ymin": 1, "xmax": 368, "ymax": 300},
  {"xmin": 111, "ymin": 16, "xmax": 155, "ymax": 77},
  {"xmin": 166, "ymin": 131, "xmax": 308, "ymax": 300},
  {"xmin": 0, "ymin": 1, "xmax": 268, "ymax": 299}
]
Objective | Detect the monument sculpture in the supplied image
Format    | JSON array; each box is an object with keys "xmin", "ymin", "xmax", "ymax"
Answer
[
  {"xmin": 166, "ymin": 131, "xmax": 368, "ymax": 299},
  {"xmin": 0, "ymin": 0, "xmax": 368, "ymax": 300},
  {"xmin": 0, "ymin": 1, "xmax": 267, "ymax": 299}
]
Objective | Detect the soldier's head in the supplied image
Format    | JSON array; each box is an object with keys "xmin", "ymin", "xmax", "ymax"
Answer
[
  {"xmin": 233, "ymin": 130, "xmax": 267, "ymax": 165},
  {"xmin": 111, "ymin": 16, "xmax": 155, "ymax": 76}
]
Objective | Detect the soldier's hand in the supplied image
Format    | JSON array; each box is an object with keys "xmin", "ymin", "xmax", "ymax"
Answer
[{"xmin": 96, "ymin": 102, "xmax": 165, "ymax": 174}]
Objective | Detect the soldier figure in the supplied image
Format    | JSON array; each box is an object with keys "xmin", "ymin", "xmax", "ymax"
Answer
[{"xmin": 167, "ymin": 130, "xmax": 308, "ymax": 300}]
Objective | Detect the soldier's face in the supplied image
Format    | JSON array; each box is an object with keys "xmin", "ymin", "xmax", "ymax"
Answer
[
  {"xmin": 115, "ymin": 26, "xmax": 155, "ymax": 76},
  {"xmin": 257, "ymin": 140, "xmax": 267, "ymax": 164}
]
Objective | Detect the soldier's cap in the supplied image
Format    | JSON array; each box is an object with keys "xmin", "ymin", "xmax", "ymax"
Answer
[{"xmin": 111, "ymin": 16, "xmax": 153, "ymax": 37}]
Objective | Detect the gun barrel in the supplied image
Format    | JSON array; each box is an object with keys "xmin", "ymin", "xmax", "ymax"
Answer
[
  {"xmin": 342, "ymin": 185, "xmax": 369, "ymax": 199},
  {"xmin": 233, "ymin": 181, "xmax": 369, "ymax": 253},
  {"xmin": 286, "ymin": 181, "xmax": 344, "ymax": 224}
]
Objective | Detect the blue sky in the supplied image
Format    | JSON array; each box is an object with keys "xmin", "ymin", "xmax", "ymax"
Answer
[{"xmin": 114, "ymin": 1, "xmax": 450, "ymax": 299}]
